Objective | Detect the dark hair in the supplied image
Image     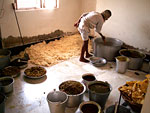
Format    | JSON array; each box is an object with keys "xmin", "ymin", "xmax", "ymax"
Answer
[{"xmin": 105, "ymin": 10, "xmax": 112, "ymax": 16}]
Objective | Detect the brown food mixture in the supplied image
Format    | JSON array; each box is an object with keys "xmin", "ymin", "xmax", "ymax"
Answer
[
  {"xmin": 24, "ymin": 67, "xmax": 46, "ymax": 77},
  {"xmin": 89, "ymin": 83, "xmax": 110, "ymax": 93},
  {"xmin": 121, "ymin": 50, "xmax": 143, "ymax": 58},
  {"xmin": 81, "ymin": 104, "xmax": 99, "ymax": 113},
  {"xmin": 2, "ymin": 66, "xmax": 20, "ymax": 76},
  {"xmin": 59, "ymin": 81, "xmax": 84, "ymax": 95},
  {"xmin": 0, "ymin": 79, "xmax": 13, "ymax": 86},
  {"xmin": 117, "ymin": 56, "xmax": 127, "ymax": 61},
  {"xmin": 82, "ymin": 74, "xmax": 96, "ymax": 81}
]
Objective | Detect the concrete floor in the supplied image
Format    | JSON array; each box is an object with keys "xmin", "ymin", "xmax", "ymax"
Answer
[{"xmin": 5, "ymin": 56, "xmax": 146, "ymax": 113}]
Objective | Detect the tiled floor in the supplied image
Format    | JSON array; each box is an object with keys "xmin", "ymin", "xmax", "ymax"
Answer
[{"xmin": 5, "ymin": 56, "xmax": 146, "ymax": 113}]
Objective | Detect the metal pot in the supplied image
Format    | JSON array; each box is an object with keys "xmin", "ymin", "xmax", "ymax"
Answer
[
  {"xmin": 115, "ymin": 56, "xmax": 130, "ymax": 74},
  {"xmin": 81, "ymin": 73, "xmax": 96, "ymax": 92},
  {"xmin": 119, "ymin": 49, "xmax": 146, "ymax": 70},
  {"xmin": 0, "ymin": 77, "xmax": 14, "ymax": 93},
  {"xmin": 59, "ymin": 80, "xmax": 86, "ymax": 108},
  {"xmin": 76, "ymin": 101, "xmax": 101, "ymax": 113},
  {"xmin": 88, "ymin": 81, "xmax": 112, "ymax": 110},
  {"xmin": 0, "ymin": 49, "xmax": 11, "ymax": 69},
  {"xmin": 93, "ymin": 37, "xmax": 123, "ymax": 61},
  {"xmin": 47, "ymin": 90, "xmax": 68, "ymax": 113}
]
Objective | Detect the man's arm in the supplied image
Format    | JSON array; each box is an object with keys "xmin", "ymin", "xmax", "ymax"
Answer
[
  {"xmin": 99, "ymin": 32, "xmax": 106, "ymax": 43},
  {"xmin": 95, "ymin": 21, "xmax": 106, "ymax": 43},
  {"xmin": 74, "ymin": 13, "xmax": 88, "ymax": 28}
]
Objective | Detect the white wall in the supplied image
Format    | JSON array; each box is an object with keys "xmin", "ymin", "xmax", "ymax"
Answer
[
  {"xmin": 80, "ymin": 0, "xmax": 97, "ymax": 13},
  {"xmin": 96, "ymin": 0, "xmax": 150, "ymax": 50},
  {"xmin": 0, "ymin": 0, "xmax": 150, "ymax": 50},
  {"xmin": 0, "ymin": 0, "xmax": 81, "ymax": 38}
]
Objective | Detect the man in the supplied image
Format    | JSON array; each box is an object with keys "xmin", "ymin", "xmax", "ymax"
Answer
[{"xmin": 74, "ymin": 10, "xmax": 112, "ymax": 63}]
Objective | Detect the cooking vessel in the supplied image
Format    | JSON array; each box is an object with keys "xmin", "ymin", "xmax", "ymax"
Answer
[
  {"xmin": 115, "ymin": 56, "xmax": 130, "ymax": 74},
  {"xmin": 47, "ymin": 90, "xmax": 68, "ymax": 113},
  {"xmin": 93, "ymin": 37, "xmax": 123, "ymax": 61},
  {"xmin": 81, "ymin": 73, "xmax": 96, "ymax": 92},
  {"xmin": 76, "ymin": 101, "xmax": 101, "ymax": 113},
  {"xmin": 0, "ymin": 77, "xmax": 14, "ymax": 93},
  {"xmin": 88, "ymin": 81, "xmax": 112, "ymax": 110},
  {"xmin": 119, "ymin": 49, "xmax": 146, "ymax": 70},
  {"xmin": 0, "ymin": 49, "xmax": 11, "ymax": 69},
  {"xmin": 59, "ymin": 80, "xmax": 86, "ymax": 108}
]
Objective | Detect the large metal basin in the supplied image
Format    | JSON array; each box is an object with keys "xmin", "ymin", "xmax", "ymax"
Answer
[{"xmin": 93, "ymin": 37, "xmax": 123, "ymax": 61}]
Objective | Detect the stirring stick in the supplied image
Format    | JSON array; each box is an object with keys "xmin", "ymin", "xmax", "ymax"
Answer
[
  {"xmin": 114, "ymin": 102, "xmax": 119, "ymax": 113},
  {"xmin": 114, "ymin": 93, "xmax": 122, "ymax": 113},
  {"xmin": 118, "ymin": 92, "xmax": 122, "ymax": 106}
]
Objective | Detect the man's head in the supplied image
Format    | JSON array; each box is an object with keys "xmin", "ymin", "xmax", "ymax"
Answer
[{"xmin": 101, "ymin": 10, "xmax": 112, "ymax": 21}]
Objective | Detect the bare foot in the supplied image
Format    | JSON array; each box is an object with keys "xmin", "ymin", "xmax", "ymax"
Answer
[
  {"xmin": 86, "ymin": 53, "xmax": 93, "ymax": 58},
  {"xmin": 79, "ymin": 58, "xmax": 89, "ymax": 63}
]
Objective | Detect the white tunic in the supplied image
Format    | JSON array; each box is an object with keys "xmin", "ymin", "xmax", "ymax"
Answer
[{"xmin": 78, "ymin": 11, "xmax": 104, "ymax": 41}]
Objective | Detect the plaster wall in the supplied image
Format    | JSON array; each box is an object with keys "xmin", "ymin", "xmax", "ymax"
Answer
[
  {"xmin": 0, "ymin": 0, "xmax": 81, "ymax": 38},
  {"xmin": 80, "ymin": 0, "xmax": 97, "ymax": 13},
  {"xmin": 96, "ymin": 0, "xmax": 150, "ymax": 50}
]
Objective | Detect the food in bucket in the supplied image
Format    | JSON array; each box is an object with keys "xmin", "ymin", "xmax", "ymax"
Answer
[
  {"xmin": 89, "ymin": 82, "xmax": 110, "ymax": 93},
  {"xmin": 81, "ymin": 104, "xmax": 99, "ymax": 113},
  {"xmin": 0, "ymin": 78, "xmax": 13, "ymax": 86},
  {"xmin": 2, "ymin": 66, "xmax": 20, "ymax": 77},
  {"xmin": 59, "ymin": 80, "xmax": 84, "ymax": 95},
  {"xmin": 116, "ymin": 56, "xmax": 128, "ymax": 61},
  {"xmin": 24, "ymin": 66, "xmax": 46, "ymax": 78},
  {"xmin": 119, "ymin": 74, "xmax": 150, "ymax": 104},
  {"xmin": 82, "ymin": 73, "xmax": 96, "ymax": 81},
  {"xmin": 120, "ymin": 50, "xmax": 144, "ymax": 58}
]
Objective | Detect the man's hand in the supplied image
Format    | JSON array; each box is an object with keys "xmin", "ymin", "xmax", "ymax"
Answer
[
  {"xmin": 102, "ymin": 35, "xmax": 106, "ymax": 43},
  {"xmin": 99, "ymin": 33, "xmax": 106, "ymax": 44}
]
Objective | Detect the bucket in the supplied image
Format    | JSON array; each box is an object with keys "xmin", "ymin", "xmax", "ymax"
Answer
[
  {"xmin": 88, "ymin": 81, "xmax": 112, "ymax": 110},
  {"xmin": 59, "ymin": 80, "xmax": 86, "ymax": 108},
  {"xmin": 0, "ymin": 49, "xmax": 11, "ymax": 69},
  {"xmin": 0, "ymin": 77, "xmax": 14, "ymax": 94},
  {"xmin": 105, "ymin": 105, "xmax": 131, "ymax": 113},
  {"xmin": 47, "ymin": 91, "xmax": 68, "ymax": 113},
  {"xmin": 81, "ymin": 73, "xmax": 96, "ymax": 92},
  {"xmin": 115, "ymin": 56, "xmax": 130, "ymax": 74},
  {"xmin": 93, "ymin": 37, "xmax": 123, "ymax": 61},
  {"xmin": 79, "ymin": 101, "xmax": 101, "ymax": 113},
  {"xmin": 0, "ymin": 93, "xmax": 5, "ymax": 113}
]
